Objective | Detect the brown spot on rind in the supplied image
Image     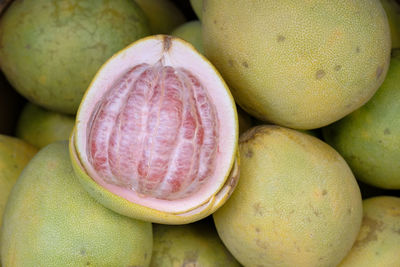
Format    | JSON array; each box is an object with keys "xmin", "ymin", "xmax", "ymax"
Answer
[
  {"xmin": 255, "ymin": 227, "xmax": 261, "ymax": 233},
  {"xmin": 315, "ymin": 69, "xmax": 326, "ymax": 80},
  {"xmin": 376, "ymin": 66, "xmax": 384, "ymax": 79},
  {"xmin": 228, "ymin": 59, "xmax": 235, "ymax": 67},
  {"xmin": 354, "ymin": 216, "xmax": 384, "ymax": 248},
  {"xmin": 334, "ymin": 65, "xmax": 342, "ymax": 71},
  {"xmin": 163, "ymin": 35, "xmax": 172, "ymax": 52},
  {"xmin": 356, "ymin": 46, "xmax": 360, "ymax": 53},
  {"xmin": 245, "ymin": 149, "xmax": 253, "ymax": 158},
  {"xmin": 322, "ymin": 190, "xmax": 327, "ymax": 195},
  {"xmin": 277, "ymin": 35, "xmax": 286, "ymax": 42},
  {"xmin": 255, "ymin": 239, "xmax": 268, "ymax": 250},
  {"xmin": 384, "ymin": 128, "xmax": 391, "ymax": 135},
  {"xmin": 213, "ymin": 19, "xmax": 217, "ymax": 24},
  {"xmin": 253, "ymin": 202, "xmax": 264, "ymax": 216},
  {"xmin": 242, "ymin": 61, "xmax": 249, "ymax": 68}
]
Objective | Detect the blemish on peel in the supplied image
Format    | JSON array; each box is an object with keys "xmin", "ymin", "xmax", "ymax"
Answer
[
  {"xmin": 384, "ymin": 128, "xmax": 391, "ymax": 135},
  {"xmin": 242, "ymin": 61, "xmax": 249, "ymax": 68},
  {"xmin": 277, "ymin": 35, "xmax": 286, "ymax": 42},
  {"xmin": 315, "ymin": 70, "xmax": 326, "ymax": 80},
  {"xmin": 334, "ymin": 65, "xmax": 341, "ymax": 71}
]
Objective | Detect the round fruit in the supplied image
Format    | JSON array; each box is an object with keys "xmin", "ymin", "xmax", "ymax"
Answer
[
  {"xmin": 135, "ymin": 0, "xmax": 186, "ymax": 34},
  {"xmin": 0, "ymin": 0, "xmax": 150, "ymax": 114},
  {"xmin": 381, "ymin": 0, "xmax": 400, "ymax": 48},
  {"xmin": 150, "ymin": 218, "xmax": 241, "ymax": 267},
  {"xmin": 171, "ymin": 20, "xmax": 203, "ymax": 54},
  {"xmin": 16, "ymin": 102, "xmax": 75, "ymax": 148},
  {"xmin": 214, "ymin": 125, "xmax": 363, "ymax": 267},
  {"xmin": 0, "ymin": 135, "xmax": 37, "ymax": 233},
  {"xmin": 1, "ymin": 141, "xmax": 153, "ymax": 266},
  {"xmin": 339, "ymin": 196, "xmax": 400, "ymax": 267},
  {"xmin": 70, "ymin": 35, "xmax": 239, "ymax": 224},
  {"xmin": 323, "ymin": 49, "xmax": 400, "ymax": 189},
  {"xmin": 202, "ymin": 0, "xmax": 391, "ymax": 129}
]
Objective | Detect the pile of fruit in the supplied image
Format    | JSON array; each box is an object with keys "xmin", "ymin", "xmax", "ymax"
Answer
[{"xmin": 0, "ymin": 0, "xmax": 399, "ymax": 266}]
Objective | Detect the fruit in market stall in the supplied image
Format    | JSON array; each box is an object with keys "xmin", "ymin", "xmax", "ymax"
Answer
[
  {"xmin": 323, "ymin": 49, "xmax": 400, "ymax": 189},
  {"xmin": 339, "ymin": 196, "xmax": 400, "ymax": 267},
  {"xmin": 202, "ymin": 0, "xmax": 391, "ymax": 129},
  {"xmin": 380, "ymin": 0, "xmax": 400, "ymax": 48},
  {"xmin": 171, "ymin": 20, "xmax": 203, "ymax": 54},
  {"xmin": 16, "ymin": 103, "xmax": 75, "ymax": 149},
  {"xmin": 214, "ymin": 125, "xmax": 363, "ymax": 267},
  {"xmin": 69, "ymin": 35, "xmax": 239, "ymax": 224},
  {"xmin": 0, "ymin": 0, "xmax": 150, "ymax": 114},
  {"xmin": 0, "ymin": 135, "xmax": 37, "ymax": 262},
  {"xmin": 135, "ymin": 0, "xmax": 186, "ymax": 34},
  {"xmin": 0, "ymin": 141, "xmax": 153, "ymax": 266},
  {"xmin": 150, "ymin": 218, "xmax": 241, "ymax": 267}
]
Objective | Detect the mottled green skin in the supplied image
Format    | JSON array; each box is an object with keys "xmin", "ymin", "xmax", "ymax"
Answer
[
  {"xmin": 0, "ymin": 0, "xmax": 150, "ymax": 114},
  {"xmin": 381, "ymin": 0, "xmax": 400, "ymax": 48},
  {"xmin": 0, "ymin": 135, "xmax": 37, "ymax": 248},
  {"xmin": 16, "ymin": 102, "xmax": 75, "ymax": 148},
  {"xmin": 323, "ymin": 49, "xmax": 400, "ymax": 189},
  {"xmin": 135, "ymin": 0, "xmax": 186, "ymax": 34},
  {"xmin": 339, "ymin": 196, "xmax": 400, "ymax": 267},
  {"xmin": 171, "ymin": 20, "xmax": 203, "ymax": 54},
  {"xmin": 214, "ymin": 125, "xmax": 362, "ymax": 267},
  {"xmin": 0, "ymin": 142, "xmax": 153, "ymax": 266},
  {"xmin": 203, "ymin": 0, "xmax": 391, "ymax": 129},
  {"xmin": 150, "ymin": 219, "xmax": 240, "ymax": 267}
]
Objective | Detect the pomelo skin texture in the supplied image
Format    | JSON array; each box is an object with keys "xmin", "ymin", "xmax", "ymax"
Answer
[
  {"xmin": 150, "ymin": 218, "xmax": 241, "ymax": 267},
  {"xmin": 202, "ymin": 0, "xmax": 391, "ymax": 129},
  {"xmin": 16, "ymin": 102, "xmax": 75, "ymax": 149},
  {"xmin": 0, "ymin": 0, "xmax": 150, "ymax": 114},
  {"xmin": 381, "ymin": 0, "xmax": 400, "ymax": 48},
  {"xmin": 171, "ymin": 20, "xmax": 203, "ymax": 54},
  {"xmin": 0, "ymin": 135, "xmax": 37, "ymax": 263},
  {"xmin": 339, "ymin": 196, "xmax": 400, "ymax": 267},
  {"xmin": 213, "ymin": 125, "xmax": 363, "ymax": 267},
  {"xmin": 323, "ymin": 49, "xmax": 400, "ymax": 189},
  {"xmin": 135, "ymin": 0, "xmax": 186, "ymax": 34},
  {"xmin": 0, "ymin": 142, "xmax": 153, "ymax": 266},
  {"xmin": 70, "ymin": 35, "xmax": 239, "ymax": 225}
]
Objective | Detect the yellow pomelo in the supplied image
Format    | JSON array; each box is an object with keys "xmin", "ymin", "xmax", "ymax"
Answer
[
  {"xmin": 203, "ymin": 0, "xmax": 391, "ymax": 129},
  {"xmin": 214, "ymin": 125, "xmax": 363, "ymax": 267},
  {"xmin": 0, "ymin": 135, "xmax": 37, "ymax": 263},
  {"xmin": 339, "ymin": 196, "xmax": 400, "ymax": 267},
  {"xmin": 0, "ymin": 142, "xmax": 153, "ymax": 266},
  {"xmin": 16, "ymin": 103, "xmax": 75, "ymax": 149}
]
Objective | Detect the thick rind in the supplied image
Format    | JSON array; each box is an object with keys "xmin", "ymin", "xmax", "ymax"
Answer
[
  {"xmin": 71, "ymin": 35, "xmax": 238, "ymax": 224},
  {"xmin": 70, "ymin": 135, "xmax": 239, "ymax": 224}
]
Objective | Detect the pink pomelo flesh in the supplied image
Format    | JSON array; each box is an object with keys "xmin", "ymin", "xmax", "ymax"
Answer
[
  {"xmin": 87, "ymin": 62, "xmax": 218, "ymax": 200},
  {"xmin": 73, "ymin": 36, "xmax": 237, "ymax": 214}
]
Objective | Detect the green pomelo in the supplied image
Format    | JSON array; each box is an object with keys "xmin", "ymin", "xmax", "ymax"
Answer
[
  {"xmin": 214, "ymin": 125, "xmax": 363, "ymax": 267},
  {"xmin": 202, "ymin": 0, "xmax": 391, "ymax": 129},
  {"xmin": 0, "ymin": 142, "xmax": 153, "ymax": 266},
  {"xmin": 0, "ymin": 135, "xmax": 37, "ymax": 239},
  {"xmin": 135, "ymin": 0, "xmax": 186, "ymax": 34},
  {"xmin": 171, "ymin": 20, "xmax": 203, "ymax": 54},
  {"xmin": 0, "ymin": 0, "xmax": 150, "ymax": 114},
  {"xmin": 150, "ymin": 218, "xmax": 240, "ymax": 267},
  {"xmin": 339, "ymin": 196, "xmax": 400, "ymax": 267},
  {"xmin": 380, "ymin": 0, "xmax": 400, "ymax": 48},
  {"xmin": 323, "ymin": 49, "xmax": 400, "ymax": 189},
  {"xmin": 16, "ymin": 102, "xmax": 75, "ymax": 149},
  {"xmin": 189, "ymin": 0, "xmax": 202, "ymax": 20}
]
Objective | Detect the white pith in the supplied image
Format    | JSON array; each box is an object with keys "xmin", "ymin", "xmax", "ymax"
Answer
[{"xmin": 74, "ymin": 36, "xmax": 237, "ymax": 214}]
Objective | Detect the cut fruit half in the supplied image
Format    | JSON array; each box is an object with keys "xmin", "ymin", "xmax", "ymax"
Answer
[{"xmin": 70, "ymin": 35, "xmax": 239, "ymax": 224}]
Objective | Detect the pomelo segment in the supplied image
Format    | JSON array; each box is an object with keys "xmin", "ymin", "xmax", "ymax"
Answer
[{"xmin": 70, "ymin": 35, "xmax": 239, "ymax": 224}]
